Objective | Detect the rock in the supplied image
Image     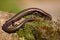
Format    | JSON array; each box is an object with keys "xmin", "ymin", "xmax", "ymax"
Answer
[{"xmin": 0, "ymin": 11, "xmax": 19, "ymax": 40}]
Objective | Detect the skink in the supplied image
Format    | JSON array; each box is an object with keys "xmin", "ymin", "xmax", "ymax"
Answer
[{"xmin": 2, "ymin": 8, "xmax": 52, "ymax": 33}]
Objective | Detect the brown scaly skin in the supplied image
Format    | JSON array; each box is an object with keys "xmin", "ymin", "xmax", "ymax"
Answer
[{"xmin": 2, "ymin": 8, "xmax": 52, "ymax": 33}]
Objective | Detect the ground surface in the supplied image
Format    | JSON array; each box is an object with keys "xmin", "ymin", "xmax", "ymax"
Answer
[
  {"xmin": 0, "ymin": 11, "xmax": 23, "ymax": 40},
  {"xmin": 0, "ymin": 11, "xmax": 60, "ymax": 40}
]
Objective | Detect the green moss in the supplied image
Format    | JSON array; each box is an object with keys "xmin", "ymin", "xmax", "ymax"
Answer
[{"xmin": 17, "ymin": 15, "xmax": 60, "ymax": 40}]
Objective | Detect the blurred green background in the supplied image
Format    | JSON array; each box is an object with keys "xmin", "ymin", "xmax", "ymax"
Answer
[
  {"xmin": 0, "ymin": 0, "xmax": 60, "ymax": 20},
  {"xmin": 0, "ymin": 0, "xmax": 22, "ymax": 13}
]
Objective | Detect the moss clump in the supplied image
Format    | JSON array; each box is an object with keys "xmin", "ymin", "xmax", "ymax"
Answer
[{"xmin": 17, "ymin": 15, "xmax": 60, "ymax": 40}]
